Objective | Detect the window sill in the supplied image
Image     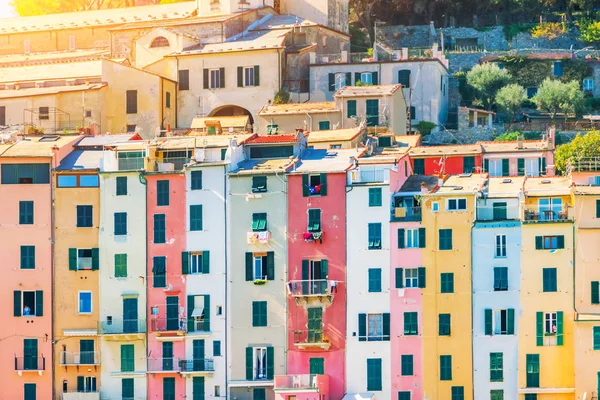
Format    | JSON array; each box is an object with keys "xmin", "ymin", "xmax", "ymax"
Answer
[{"xmin": 253, "ymin": 280, "xmax": 267, "ymax": 285}]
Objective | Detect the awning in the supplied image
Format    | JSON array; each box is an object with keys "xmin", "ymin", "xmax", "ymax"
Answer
[
  {"xmin": 342, "ymin": 393, "xmax": 375, "ymax": 400},
  {"xmin": 191, "ymin": 308, "xmax": 204, "ymax": 318}
]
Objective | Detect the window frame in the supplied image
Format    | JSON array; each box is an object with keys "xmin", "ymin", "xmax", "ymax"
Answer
[
  {"xmin": 493, "ymin": 267, "xmax": 508, "ymax": 291},
  {"xmin": 447, "ymin": 198, "xmax": 467, "ymax": 211},
  {"xmin": 368, "ymin": 223, "xmax": 382, "ymax": 250},
  {"xmin": 367, "ymin": 313, "xmax": 384, "ymax": 341},
  {"xmin": 114, "ymin": 254, "xmax": 127, "ymax": 278},
  {"xmin": 441, "ymin": 272, "xmax": 454, "ymax": 293},
  {"xmin": 252, "ymin": 212, "xmax": 268, "ymax": 232},
  {"xmin": 490, "ymin": 352, "xmax": 504, "ymax": 382},
  {"xmin": 368, "ymin": 187, "xmax": 382, "ymax": 207},
  {"xmin": 114, "ymin": 212, "xmax": 127, "ymax": 236},
  {"xmin": 76, "ymin": 205, "xmax": 93, "ymax": 228},
  {"xmin": 190, "ymin": 253, "xmax": 205, "ymax": 275},
  {"xmin": 493, "ymin": 309, "xmax": 509, "ymax": 335},
  {"xmin": 584, "ymin": 78, "xmax": 595, "ymax": 92},
  {"xmin": 495, "ymin": 234, "xmax": 506, "ymax": 258},
  {"xmin": 545, "ymin": 312, "xmax": 557, "ymax": 335},
  {"xmin": 253, "ymin": 347, "xmax": 268, "ymax": 379},
  {"xmin": 20, "ymin": 245, "xmax": 35, "ymax": 270},
  {"xmin": 78, "ymin": 291, "xmax": 93, "ymax": 315},
  {"xmin": 403, "ymin": 312, "xmax": 418, "ymax": 335},
  {"xmin": 19, "ymin": 200, "xmax": 34, "ymax": 225},
  {"xmin": 368, "ymin": 268, "xmax": 382, "ymax": 292},
  {"xmin": 244, "ymin": 66, "xmax": 255, "ymax": 87},
  {"xmin": 209, "ymin": 69, "xmax": 221, "ymax": 89},
  {"xmin": 404, "ymin": 268, "xmax": 419, "ymax": 288},
  {"xmin": 405, "ymin": 228, "xmax": 420, "ymax": 248}
]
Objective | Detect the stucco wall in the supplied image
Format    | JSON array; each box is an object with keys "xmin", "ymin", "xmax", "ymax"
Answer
[
  {"xmin": 0, "ymin": 27, "xmax": 110, "ymax": 55},
  {"xmin": 257, "ymin": 112, "xmax": 342, "ymax": 135}
]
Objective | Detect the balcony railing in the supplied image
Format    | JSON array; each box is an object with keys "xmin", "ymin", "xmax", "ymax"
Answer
[
  {"xmin": 179, "ymin": 358, "xmax": 215, "ymax": 373},
  {"xmin": 391, "ymin": 206, "xmax": 421, "ymax": 222},
  {"xmin": 293, "ymin": 328, "xmax": 333, "ymax": 350},
  {"xmin": 288, "ymin": 280, "xmax": 333, "ymax": 296},
  {"xmin": 523, "ymin": 207, "xmax": 572, "ymax": 223},
  {"xmin": 118, "ymin": 158, "xmax": 145, "ymax": 171},
  {"xmin": 15, "ymin": 356, "xmax": 45, "ymax": 371},
  {"xmin": 61, "ymin": 392, "xmax": 100, "ymax": 400},
  {"xmin": 154, "ymin": 158, "xmax": 191, "ymax": 172},
  {"xmin": 274, "ymin": 374, "xmax": 329, "ymax": 391},
  {"xmin": 60, "ymin": 352, "xmax": 99, "ymax": 366},
  {"xmin": 352, "ymin": 169, "xmax": 386, "ymax": 183},
  {"xmin": 570, "ymin": 157, "xmax": 600, "ymax": 172},
  {"xmin": 476, "ymin": 204, "xmax": 520, "ymax": 221},
  {"xmin": 186, "ymin": 318, "xmax": 210, "ymax": 334},
  {"xmin": 99, "ymin": 318, "xmax": 146, "ymax": 335},
  {"xmin": 147, "ymin": 357, "xmax": 180, "ymax": 372},
  {"xmin": 150, "ymin": 318, "xmax": 186, "ymax": 332}
]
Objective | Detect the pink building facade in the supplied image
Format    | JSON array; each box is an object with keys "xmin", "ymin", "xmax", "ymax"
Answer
[
  {"xmin": 283, "ymin": 168, "xmax": 348, "ymax": 400},
  {"xmin": 146, "ymin": 173, "xmax": 187, "ymax": 399}
]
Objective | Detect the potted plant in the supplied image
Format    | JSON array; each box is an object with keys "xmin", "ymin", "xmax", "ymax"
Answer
[{"xmin": 253, "ymin": 279, "xmax": 267, "ymax": 285}]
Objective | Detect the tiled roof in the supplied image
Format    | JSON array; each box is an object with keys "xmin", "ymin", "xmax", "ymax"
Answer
[
  {"xmin": 479, "ymin": 140, "xmax": 552, "ymax": 153},
  {"xmin": 292, "ymin": 148, "xmax": 367, "ymax": 173},
  {"xmin": 0, "ymin": 60, "xmax": 102, "ymax": 84},
  {"xmin": 334, "ymin": 84, "xmax": 403, "ymax": 97},
  {"xmin": 191, "ymin": 116, "xmax": 250, "ymax": 129},
  {"xmin": 397, "ymin": 175, "xmax": 439, "ymax": 193},
  {"xmin": 524, "ymin": 176, "xmax": 571, "ymax": 196},
  {"xmin": 175, "ymin": 29, "xmax": 287, "ymax": 55},
  {"xmin": 0, "ymin": 49, "xmax": 109, "ymax": 68},
  {"xmin": 409, "ymin": 144, "xmax": 481, "ymax": 157},
  {"xmin": 0, "ymin": 135, "xmax": 80, "ymax": 158},
  {"xmin": 246, "ymin": 135, "xmax": 299, "ymax": 144},
  {"xmin": 259, "ymin": 101, "xmax": 338, "ymax": 116},
  {"xmin": 0, "ymin": 83, "xmax": 106, "ymax": 99},
  {"xmin": 308, "ymin": 128, "xmax": 363, "ymax": 143}
]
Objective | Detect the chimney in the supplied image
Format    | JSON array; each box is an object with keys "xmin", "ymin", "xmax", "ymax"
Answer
[
  {"xmin": 548, "ymin": 127, "xmax": 555, "ymax": 148},
  {"xmin": 517, "ymin": 135, "xmax": 523, "ymax": 149},
  {"xmin": 438, "ymin": 177, "xmax": 444, "ymax": 187},
  {"xmin": 421, "ymin": 183, "xmax": 429, "ymax": 194}
]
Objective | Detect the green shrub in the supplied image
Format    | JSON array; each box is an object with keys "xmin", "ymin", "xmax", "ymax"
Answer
[
  {"xmin": 531, "ymin": 22, "xmax": 566, "ymax": 40},
  {"xmin": 578, "ymin": 19, "xmax": 600, "ymax": 44},
  {"xmin": 415, "ymin": 121, "xmax": 436, "ymax": 135}
]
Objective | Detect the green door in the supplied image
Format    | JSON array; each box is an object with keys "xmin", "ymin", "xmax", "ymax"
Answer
[
  {"xmin": 193, "ymin": 339, "xmax": 205, "ymax": 371},
  {"xmin": 463, "ymin": 156, "xmax": 475, "ymax": 173},
  {"xmin": 166, "ymin": 296, "xmax": 179, "ymax": 331},
  {"xmin": 192, "ymin": 377, "xmax": 205, "ymax": 400},
  {"xmin": 122, "ymin": 378, "xmax": 134, "ymax": 399},
  {"xmin": 493, "ymin": 202, "xmax": 507, "ymax": 220},
  {"xmin": 123, "ymin": 298, "xmax": 138, "ymax": 333},
  {"xmin": 309, "ymin": 357, "xmax": 325, "ymax": 375},
  {"xmin": 307, "ymin": 308, "xmax": 323, "ymax": 343},
  {"xmin": 24, "ymin": 384, "xmax": 36, "ymax": 400},
  {"xmin": 79, "ymin": 339, "xmax": 94, "ymax": 364},
  {"xmin": 366, "ymin": 99, "xmax": 379, "ymax": 126},
  {"xmin": 162, "ymin": 342, "xmax": 173, "ymax": 371},
  {"xmin": 23, "ymin": 339, "xmax": 38, "ymax": 370}
]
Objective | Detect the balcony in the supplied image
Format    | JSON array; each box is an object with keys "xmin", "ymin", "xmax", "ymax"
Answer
[
  {"xmin": 523, "ymin": 207, "xmax": 573, "ymax": 223},
  {"xmin": 288, "ymin": 280, "xmax": 336, "ymax": 307},
  {"xmin": 61, "ymin": 392, "xmax": 100, "ymax": 400},
  {"xmin": 391, "ymin": 206, "xmax": 422, "ymax": 222},
  {"xmin": 350, "ymin": 168, "xmax": 387, "ymax": 184},
  {"xmin": 570, "ymin": 157, "xmax": 600, "ymax": 172},
  {"xmin": 153, "ymin": 157, "xmax": 191, "ymax": 172},
  {"xmin": 274, "ymin": 374, "xmax": 329, "ymax": 394},
  {"xmin": 150, "ymin": 318, "xmax": 186, "ymax": 337},
  {"xmin": 476, "ymin": 204, "xmax": 520, "ymax": 221},
  {"xmin": 293, "ymin": 328, "xmax": 332, "ymax": 351},
  {"xmin": 179, "ymin": 358, "xmax": 215, "ymax": 375},
  {"xmin": 186, "ymin": 319, "xmax": 210, "ymax": 336},
  {"xmin": 247, "ymin": 231, "xmax": 271, "ymax": 245},
  {"xmin": 59, "ymin": 352, "xmax": 99, "ymax": 367},
  {"xmin": 147, "ymin": 357, "xmax": 181, "ymax": 373},
  {"xmin": 98, "ymin": 318, "xmax": 146, "ymax": 340},
  {"xmin": 15, "ymin": 356, "xmax": 45, "ymax": 375},
  {"xmin": 118, "ymin": 157, "xmax": 145, "ymax": 171}
]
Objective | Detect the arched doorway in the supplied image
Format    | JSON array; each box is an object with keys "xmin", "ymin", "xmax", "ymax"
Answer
[{"xmin": 209, "ymin": 105, "xmax": 254, "ymax": 125}]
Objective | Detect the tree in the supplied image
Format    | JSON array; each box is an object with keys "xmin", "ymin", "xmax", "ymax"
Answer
[
  {"xmin": 533, "ymin": 78, "xmax": 584, "ymax": 120},
  {"xmin": 466, "ymin": 63, "xmax": 511, "ymax": 110},
  {"xmin": 555, "ymin": 130, "xmax": 600, "ymax": 174},
  {"xmin": 496, "ymin": 84, "xmax": 527, "ymax": 120}
]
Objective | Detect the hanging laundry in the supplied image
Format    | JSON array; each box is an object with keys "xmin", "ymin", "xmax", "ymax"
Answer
[
  {"xmin": 247, "ymin": 232, "xmax": 258, "ymax": 244},
  {"xmin": 257, "ymin": 231, "xmax": 270, "ymax": 244},
  {"xmin": 303, "ymin": 232, "xmax": 314, "ymax": 242}
]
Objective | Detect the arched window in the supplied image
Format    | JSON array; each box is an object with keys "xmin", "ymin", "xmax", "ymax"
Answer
[{"xmin": 150, "ymin": 36, "xmax": 170, "ymax": 48}]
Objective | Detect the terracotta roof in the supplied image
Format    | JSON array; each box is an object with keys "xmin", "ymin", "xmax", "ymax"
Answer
[
  {"xmin": 459, "ymin": 106, "xmax": 495, "ymax": 115},
  {"xmin": 307, "ymin": 127, "xmax": 363, "ymax": 143},
  {"xmin": 175, "ymin": 29, "xmax": 287, "ymax": 55},
  {"xmin": 246, "ymin": 135, "xmax": 299, "ymax": 144},
  {"xmin": 191, "ymin": 116, "xmax": 250, "ymax": 129},
  {"xmin": 0, "ymin": 135, "xmax": 81, "ymax": 158},
  {"xmin": 409, "ymin": 144, "xmax": 482, "ymax": 157},
  {"xmin": 435, "ymin": 173, "xmax": 488, "ymax": 194},
  {"xmin": 479, "ymin": 140, "xmax": 552, "ymax": 153},
  {"xmin": 259, "ymin": 101, "xmax": 338, "ymax": 116},
  {"xmin": 0, "ymin": 60, "xmax": 102, "ymax": 84},
  {"xmin": 335, "ymin": 84, "xmax": 403, "ymax": 97},
  {"xmin": 0, "ymin": 49, "xmax": 109, "ymax": 68},
  {"xmin": 0, "ymin": 83, "xmax": 106, "ymax": 99}
]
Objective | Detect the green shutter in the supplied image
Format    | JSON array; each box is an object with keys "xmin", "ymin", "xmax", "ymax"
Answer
[
  {"xmin": 372, "ymin": 71, "xmax": 378, "ymax": 85},
  {"xmin": 557, "ymin": 311, "xmax": 564, "ymax": 346},
  {"xmin": 557, "ymin": 235, "xmax": 565, "ymax": 249},
  {"xmin": 302, "ymin": 174, "xmax": 309, "ymax": 197},
  {"xmin": 237, "ymin": 67, "xmax": 243, "ymax": 87},
  {"xmin": 266, "ymin": 252, "xmax": 275, "ymax": 280},
  {"xmin": 182, "ymin": 252, "xmax": 189, "ymax": 275},
  {"xmin": 485, "ymin": 309, "xmax": 492, "ymax": 335},
  {"xmin": 120, "ymin": 344, "xmax": 134, "ymax": 372},
  {"xmin": 202, "ymin": 251, "xmax": 210, "ymax": 274},
  {"xmin": 395, "ymin": 268, "xmax": 403, "ymax": 288},
  {"xmin": 508, "ymin": 309, "xmax": 515, "ymax": 334},
  {"xmin": 321, "ymin": 259, "xmax": 328, "ymax": 278},
  {"xmin": 398, "ymin": 229, "xmax": 405, "ymax": 248},
  {"xmin": 203, "ymin": 69, "xmax": 209, "ymax": 89},
  {"xmin": 597, "ymin": 200, "xmax": 600, "ymax": 218},
  {"xmin": 347, "ymin": 100, "xmax": 357, "ymax": 118},
  {"xmin": 77, "ymin": 376, "xmax": 84, "ymax": 392},
  {"xmin": 502, "ymin": 159, "xmax": 509, "ymax": 176},
  {"xmin": 203, "ymin": 295, "xmax": 210, "ymax": 331},
  {"xmin": 540, "ymin": 157, "xmax": 547, "ymax": 176},
  {"xmin": 536, "ymin": 312, "xmax": 543, "ymax": 346},
  {"xmin": 320, "ymin": 173, "xmax": 327, "ymax": 196},
  {"xmin": 535, "ymin": 236, "xmax": 543, "ymax": 250},
  {"xmin": 219, "ymin": 67, "xmax": 225, "ymax": 88},
  {"xmin": 419, "ymin": 227, "xmax": 426, "ymax": 248},
  {"xmin": 440, "ymin": 355, "xmax": 452, "ymax": 380},
  {"xmin": 245, "ymin": 252, "xmax": 253, "ymax": 281},
  {"xmin": 484, "ymin": 159, "xmax": 489, "ymax": 173},
  {"xmin": 592, "ymin": 281, "xmax": 600, "ymax": 304},
  {"xmin": 383, "ymin": 313, "xmax": 390, "ymax": 341},
  {"xmin": 418, "ymin": 267, "xmax": 426, "ymax": 288},
  {"xmin": 328, "ymin": 73, "xmax": 335, "ymax": 92},
  {"xmin": 35, "ymin": 290, "xmax": 43, "ymax": 316},
  {"xmin": 254, "ymin": 65, "xmax": 260, "ymax": 86},
  {"xmin": 69, "ymin": 248, "xmax": 77, "ymax": 271},
  {"xmin": 14, "ymin": 290, "xmax": 21, "ymax": 317},
  {"xmin": 187, "ymin": 295, "xmax": 195, "ymax": 332},
  {"xmin": 358, "ymin": 313, "xmax": 366, "ymax": 341},
  {"xmin": 518, "ymin": 158, "xmax": 525, "ymax": 176},
  {"xmin": 266, "ymin": 346, "xmax": 274, "ymax": 379},
  {"xmin": 91, "ymin": 248, "xmax": 99, "ymax": 270}
]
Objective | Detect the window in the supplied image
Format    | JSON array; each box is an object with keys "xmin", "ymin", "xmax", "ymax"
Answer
[
  {"xmin": 463, "ymin": 156, "xmax": 475, "ymax": 173},
  {"xmin": 493, "ymin": 309, "xmax": 510, "ymax": 335},
  {"xmin": 250, "ymin": 145, "xmax": 294, "ymax": 159},
  {"xmin": 157, "ymin": 180, "xmax": 169, "ymax": 206},
  {"xmin": 404, "ymin": 312, "xmax": 418, "ymax": 335},
  {"xmin": 24, "ymin": 383, "xmax": 36, "ymax": 400},
  {"xmin": 440, "ymin": 355, "xmax": 452, "ymax": 380},
  {"xmin": 366, "ymin": 99, "xmax": 379, "ymax": 126},
  {"xmin": 154, "ymin": 214, "xmax": 166, "ymax": 243},
  {"xmin": 20, "ymin": 246, "xmax": 35, "ymax": 269},
  {"xmin": 439, "ymin": 313, "xmax": 451, "ymax": 336},
  {"xmin": 153, "ymin": 256, "xmax": 166, "ymax": 288},
  {"xmin": 535, "ymin": 235, "xmax": 564, "ymax": 250},
  {"xmin": 398, "ymin": 69, "xmax": 411, "ymax": 87},
  {"xmin": 116, "ymin": 177, "xmax": 127, "ymax": 195},
  {"xmin": 76, "ymin": 205, "xmax": 93, "ymax": 228},
  {"xmin": 361, "ymin": 72, "xmax": 373, "ymax": 85},
  {"xmin": 490, "ymin": 352, "xmax": 503, "ymax": 382},
  {"xmin": 252, "ymin": 301, "xmax": 267, "ymax": 327},
  {"xmin": 252, "ymin": 213, "xmax": 267, "ymax": 232},
  {"xmin": 441, "ymin": 273, "xmax": 454, "ymax": 293},
  {"xmin": 126, "ymin": 90, "xmax": 137, "ymax": 114},
  {"xmin": 189, "ymin": 171, "xmax": 202, "ymax": 190},
  {"xmin": 490, "ymin": 390, "xmax": 503, "ymax": 400},
  {"xmin": 369, "ymin": 188, "xmax": 382, "ymax": 207},
  {"xmin": 447, "ymin": 198, "xmax": 467, "ymax": 211},
  {"xmin": 78, "ymin": 291, "xmax": 92, "ymax": 314},
  {"xmin": 126, "ymin": 125, "xmax": 136, "ymax": 132},
  {"xmin": 77, "ymin": 376, "xmax": 97, "ymax": 393},
  {"xmin": 179, "ymin": 70, "xmax": 190, "ymax": 91},
  {"xmin": 209, "ymin": 69, "xmax": 222, "ymax": 89},
  {"xmin": 432, "ymin": 202, "xmax": 439, "ymax": 212},
  {"xmin": 544, "ymin": 312, "xmax": 558, "ymax": 335},
  {"xmin": 216, "ymin": 306, "xmax": 222, "ymax": 316},
  {"xmin": 347, "ymin": 100, "xmax": 357, "ymax": 118},
  {"xmin": 14, "ymin": 290, "xmax": 43, "ymax": 317},
  {"xmin": 120, "ymin": 344, "xmax": 134, "ymax": 372},
  {"xmin": 366, "ymin": 358, "xmax": 382, "ymax": 391},
  {"xmin": 543, "ymin": 268, "xmax": 557, "ymax": 292},
  {"xmin": 114, "ymin": 212, "xmax": 127, "ymax": 235},
  {"xmin": 303, "ymin": 174, "xmax": 326, "ymax": 196},
  {"xmin": 213, "ymin": 340, "xmax": 221, "ymax": 356},
  {"xmin": 2, "ymin": 163, "xmax": 50, "ymax": 184},
  {"xmin": 252, "ymin": 176, "xmax": 267, "ymax": 193},
  {"xmin": 398, "ymin": 392, "xmax": 411, "ymax": 400},
  {"xmin": 150, "ymin": 36, "xmax": 170, "ymax": 47},
  {"xmin": 308, "ymin": 209, "xmax": 321, "ymax": 232},
  {"xmin": 266, "ymin": 124, "xmax": 279, "ymax": 135},
  {"xmin": 493, "ymin": 267, "xmax": 508, "ymax": 291},
  {"xmin": 400, "ymin": 228, "xmax": 425, "ymax": 249},
  {"xmin": 368, "ymin": 223, "xmax": 382, "ymax": 250},
  {"xmin": 252, "ymin": 255, "xmax": 268, "ymax": 280},
  {"xmin": 451, "ymin": 387, "xmax": 464, "ymax": 400},
  {"xmin": 368, "ymin": 269, "xmax": 382, "ymax": 292},
  {"xmin": 215, "ymin": 386, "xmax": 221, "ymax": 397},
  {"xmin": 19, "ymin": 201, "xmax": 33, "ymax": 224},
  {"xmin": 57, "ymin": 175, "xmax": 99, "ymax": 188},
  {"xmin": 404, "ymin": 268, "xmax": 418, "ymax": 288},
  {"xmin": 318, "ymin": 121, "xmax": 330, "ymax": 130},
  {"xmin": 495, "ymin": 235, "xmax": 506, "ymax": 257},
  {"xmin": 333, "ymin": 72, "xmax": 349, "ymax": 91},
  {"xmin": 538, "ymin": 198, "xmax": 563, "ymax": 221},
  {"xmin": 526, "ymin": 354, "xmax": 540, "ymax": 387},
  {"xmin": 401, "ymin": 355, "xmax": 413, "ymax": 376},
  {"xmin": 368, "ymin": 313, "xmax": 383, "ymax": 340},
  {"xmin": 439, "ymin": 229, "xmax": 452, "ymax": 250},
  {"xmin": 487, "ymin": 159, "xmax": 503, "ymax": 177},
  {"xmin": 253, "ymin": 388, "xmax": 266, "ymax": 399},
  {"xmin": 190, "ymin": 205, "xmax": 203, "ymax": 231},
  {"xmin": 165, "ymin": 92, "xmax": 171, "ymax": 109},
  {"xmin": 553, "ymin": 61, "xmax": 563, "ymax": 77},
  {"xmin": 71, "ymin": 248, "xmax": 96, "ymax": 270},
  {"xmin": 114, "ymin": 254, "xmax": 127, "ymax": 278},
  {"xmin": 525, "ymin": 395, "xmax": 537, "ymax": 400},
  {"xmin": 39, "ymin": 106, "xmax": 49, "ymax": 120},
  {"xmin": 253, "ymin": 347, "xmax": 268, "ymax": 379},
  {"xmin": 584, "ymin": 78, "xmax": 595, "ymax": 92},
  {"xmin": 592, "ymin": 281, "xmax": 600, "ymax": 304}
]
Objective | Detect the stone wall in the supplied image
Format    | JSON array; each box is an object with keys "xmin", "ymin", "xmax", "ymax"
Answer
[
  {"xmin": 510, "ymin": 31, "xmax": 584, "ymax": 49},
  {"xmin": 440, "ymin": 26, "xmax": 509, "ymax": 51}
]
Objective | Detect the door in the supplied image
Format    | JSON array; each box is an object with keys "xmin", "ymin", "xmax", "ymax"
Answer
[
  {"xmin": 309, "ymin": 358, "xmax": 325, "ymax": 375},
  {"xmin": 193, "ymin": 339, "xmax": 205, "ymax": 371},
  {"xmin": 166, "ymin": 296, "xmax": 179, "ymax": 331},
  {"xmin": 24, "ymin": 384, "xmax": 36, "ymax": 400},
  {"xmin": 307, "ymin": 308, "xmax": 323, "ymax": 343},
  {"xmin": 123, "ymin": 298, "xmax": 138, "ymax": 333},
  {"xmin": 192, "ymin": 377, "xmax": 205, "ymax": 400},
  {"xmin": 162, "ymin": 342, "xmax": 173, "ymax": 371},
  {"xmin": 23, "ymin": 339, "xmax": 38, "ymax": 370},
  {"xmin": 79, "ymin": 340, "xmax": 94, "ymax": 364},
  {"xmin": 463, "ymin": 156, "xmax": 475, "ymax": 173},
  {"xmin": 493, "ymin": 202, "xmax": 507, "ymax": 221},
  {"xmin": 366, "ymin": 99, "xmax": 379, "ymax": 126}
]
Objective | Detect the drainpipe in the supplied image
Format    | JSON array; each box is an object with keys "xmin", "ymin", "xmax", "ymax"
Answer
[
  {"xmin": 223, "ymin": 165, "xmax": 229, "ymax": 395},
  {"xmin": 50, "ymin": 162, "xmax": 56, "ymax": 400},
  {"xmin": 139, "ymin": 171, "xmax": 148, "ymax": 387}
]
